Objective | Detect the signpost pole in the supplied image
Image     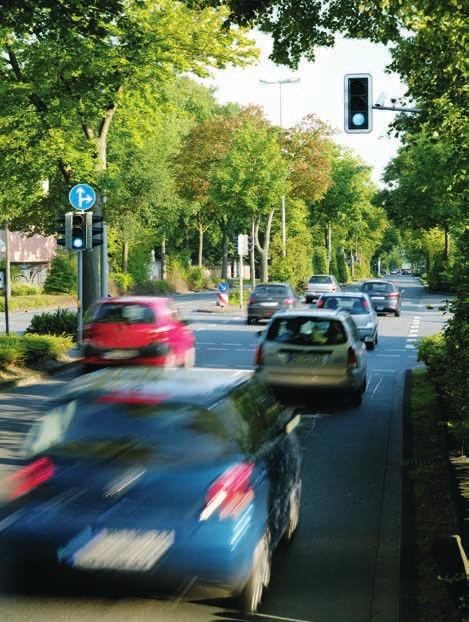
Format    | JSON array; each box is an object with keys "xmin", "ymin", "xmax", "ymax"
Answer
[
  {"xmin": 100, "ymin": 222, "xmax": 108, "ymax": 298},
  {"xmin": 77, "ymin": 251, "xmax": 83, "ymax": 345}
]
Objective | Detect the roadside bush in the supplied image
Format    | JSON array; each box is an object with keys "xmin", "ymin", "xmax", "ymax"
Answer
[
  {"xmin": 336, "ymin": 249, "xmax": 350, "ymax": 284},
  {"xmin": 11, "ymin": 283, "xmax": 41, "ymax": 296},
  {"xmin": 187, "ymin": 266, "xmax": 210, "ymax": 290},
  {"xmin": 0, "ymin": 334, "xmax": 73, "ymax": 369},
  {"xmin": 133, "ymin": 280, "xmax": 176, "ymax": 295},
  {"xmin": 329, "ymin": 251, "xmax": 339, "ymax": 280},
  {"xmin": 270, "ymin": 232, "xmax": 312, "ymax": 291},
  {"xmin": 312, "ymin": 247, "xmax": 328, "ymax": 274},
  {"xmin": 128, "ymin": 244, "xmax": 151, "ymax": 288},
  {"xmin": 229, "ymin": 288, "xmax": 251, "ymax": 305},
  {"xmin": 25, "ymin": 309, "xmax": 77, "ymax": 339},
  {"xmin": 109, "ymin": 271, "xmax": 134, "ymax": 295},
  {"xmin": 44, "ymin": 256, "xmax": 76, "ymax": 294},
  {"xmin": 427, "ymin": 252, "xmax": 454, "ymax": 292}
]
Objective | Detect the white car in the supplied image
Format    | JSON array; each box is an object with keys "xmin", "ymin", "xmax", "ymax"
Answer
[
  {"xmin": 255, "ymin": 310, "xmax": 367, "ymax": 406},
  {"xmin": 305, "ymin": 275, "xmax": 340, "ymax": 304}
]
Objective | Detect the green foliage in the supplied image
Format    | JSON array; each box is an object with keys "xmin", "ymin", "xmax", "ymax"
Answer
[
  {"xmin": 329, "ymin": 251, "xmax": 339, "ymax": 280},
  {"xmin": 187, "ymin": 266, "xmax": 211, "ymax": 290},
  {"xmin": 0, "ymin": 334, "xmax": 73, "ymax": 369},
  {"xmin": 229, "ymin": 288, "xmax": 251, "ymax": 305},
  {"xmin": 0, "ymin": 294, "xmax": 75, "ymax": 313},
  {"xmin": 336, "ymin": 249, "xmax": 350, "ymax": 284},
  {"xmin": 25, "ymin": 309, "xmax": 77, "ymax": 340},
  {"xmin": 312, "ymin": 247, "xmax": 328, "ymax": 274},
  {"xmin": 109, "ymin": 271, "xmax": 134, "ymax": 295},
  {"xmin": 11, "ymin": 283, "xmax": 41, "ymax": 296},
  {"xmin": 128, "ymin": 244, "xmax": 151, "ymax": 288},
  {"xmin": 44, "ymin": 256, "xmax": 76, "ymax": 294},
  {"xmin": 133, "ymin": 280, "xmax": 176, "ymax": 296}
]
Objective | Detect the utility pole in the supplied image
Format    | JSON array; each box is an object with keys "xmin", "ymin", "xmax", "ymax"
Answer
[{"xmin": 260, "ymin": 77, "xmax": 300, "ymax": 257}]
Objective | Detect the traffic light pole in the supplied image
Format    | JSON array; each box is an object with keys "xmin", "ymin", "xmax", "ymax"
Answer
[
  {"xmin": 372, "ymin": 104, "xmax": 421, "ymax": 113},
  {"xmin": 239, "ymin": 252, "xmax": 244, "ymax": 310},
  {"xmin": 77, "ymin": 251, "xmax": 83, "ymax": 345},
  {"xmin": 100, "ymin": 222, "xmax": 108, "ymax": 298}
]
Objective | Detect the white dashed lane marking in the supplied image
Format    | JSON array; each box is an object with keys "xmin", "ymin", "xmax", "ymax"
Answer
[{"xmin": 405, "ymin": 315, "xmax": 421, "ymax": 349}]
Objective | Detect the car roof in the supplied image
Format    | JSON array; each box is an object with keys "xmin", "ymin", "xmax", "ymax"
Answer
[
  {"xmin": 56, "ymin": 367, "xmax": 251, "ymax": 408},
  {"xmin": 270, "ymin": 309, "xmax": 349, "ymax": 320},
  {"xmin": 319, "ymin": 291, "xmax": 367, "ymax": 297},
  {"xmin": 99, "ymin": 296, "xmax": 169, "ymax": 306},
  {"xmin": 254, "ymin": 282, "xmax": 290, "ymax": 287},
  {"xmin": 362, "ymin": 279, "xmax": 393, "ymax": 284},
  {"xmin": 309, "ymin": 274, "xmax": 334, "ymax": 277}
]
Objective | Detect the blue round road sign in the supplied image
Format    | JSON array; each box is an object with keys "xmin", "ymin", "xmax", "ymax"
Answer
[
  {"xmin": 217, "ymin": 282, "xmax": 230, "ymax": 294},
  {"xmin": 69, "ymin": 184, "xmax": 96, "ymax": 211}
]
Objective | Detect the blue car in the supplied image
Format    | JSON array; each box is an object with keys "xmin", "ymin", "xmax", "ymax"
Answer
[{"xmin": 0, "ymin": 367, "xmax": 302, "ymax": 612}]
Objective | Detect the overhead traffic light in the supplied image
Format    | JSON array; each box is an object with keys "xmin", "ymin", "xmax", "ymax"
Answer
[{"xmin": 344, "ymin": 74, "xmax": 372, "ymax": 133}]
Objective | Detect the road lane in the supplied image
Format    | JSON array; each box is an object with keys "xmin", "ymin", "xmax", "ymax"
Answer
[{"xmin": 0, "ymin": 276, "xmax": 447, "ymax": 621}]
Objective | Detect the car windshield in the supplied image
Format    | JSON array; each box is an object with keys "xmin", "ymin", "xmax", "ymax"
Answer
[
  {"xmin": 267, "ymin": 317, "xmax": 347, "ymax": 346},
  {"xmin": 254, "ymin": 285, "xmax": 288, "ymax": 297},
  {"xmin": 362, "ymin": 282, "xmax": 394, "ymax": 294},
  {"xmin": 91, "ymin": 303, "xmax": 155, "ymax": 324},
  {"xmin": 23, "ymin": 399, "xmax": 237, "ymax": 464},
  {"xmin": 309, "ymin": 276, "xmax": 332, "ymax": 284},
  {"xmin": 321, "ymin": 296, "xmax": 370, "ymax": 315}
]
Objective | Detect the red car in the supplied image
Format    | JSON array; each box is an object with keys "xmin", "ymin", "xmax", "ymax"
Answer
[{"xmin": 82, "ymin": 297, "xmax": 195, "ymax": 371}]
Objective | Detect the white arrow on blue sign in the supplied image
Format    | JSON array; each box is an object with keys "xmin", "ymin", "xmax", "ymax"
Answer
[
  {"xmin": 69, "ymin": 184, "xmax": 96, "ymax": 211},
  {"xmin": 217, "ymin": 282, "xmax": 230, "ymax": 293}
]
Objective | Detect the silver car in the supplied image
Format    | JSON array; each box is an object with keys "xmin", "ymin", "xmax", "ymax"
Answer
[
  {"xmin": 305, "ymin": 275, "xmax": 340, "ymax": 304},
  {"xmin": 316, "ymin": 292, "xmax": 378, "ymax": 350},
  {"xmin": 255, "ymin": 310, "xmax": 367, "ymax": 406}
]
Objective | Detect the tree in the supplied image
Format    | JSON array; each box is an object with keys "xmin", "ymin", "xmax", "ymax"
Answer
[
  {"xmin": 0, "ymin": 0, "xmax": 257, "ymax": 308},
  {"xmin": 44, "ymin": 255, "xmax": 76, "ymax": 294}
]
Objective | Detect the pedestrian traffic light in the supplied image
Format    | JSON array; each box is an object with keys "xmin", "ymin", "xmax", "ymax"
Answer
[
  {"xmin": 90, "ymin": 214, "xmax": 104, "ymax": 247},
  {"xmin": 344, "ymin": 74, "xmax": 372, "ymax": 133},
  {"xmin": 57, "ymin": 212, "xmax": 73, "ymax": 249}
]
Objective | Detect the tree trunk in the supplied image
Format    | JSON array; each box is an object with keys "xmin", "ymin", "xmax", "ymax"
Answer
[
  {"xmin": 250, "ymin": 217, "xmax": 256, "ymax": 289},
  {"xmin": 161, "ymin": 237, "xmax": 167, "ymax": 280},
  {"xmin": 350, "ymin": 249, "xmax": 355, "ymax": 279},
  {"xmin": 326, "ymin": 222, "xmax": 332, "ymax": 269},
  {"xmin": 4, "ymin": 221, "xmax": 11, "ymax": 297},
  {"xmin": 255, "ymin": 211, "xmax": 274, "ymax": 283},
  {"xmin": 444, "ymin": 226, "xmax": 450, "ymax": 260},
  {"xmin": 221, "ymin": 222, "xmax": 228, "ymax": 279},
  {"xmin": 198, "ymin": 224, "xmax": 204, "ymax": 267},
  {"xmin": 122, "ymin": 241, "xmax": 129, "ymax": 273}
]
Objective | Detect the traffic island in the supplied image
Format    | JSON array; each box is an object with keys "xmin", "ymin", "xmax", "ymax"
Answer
[{"xmin": 401, "ymin": 369, "xmax": 467, "ymax": 622}]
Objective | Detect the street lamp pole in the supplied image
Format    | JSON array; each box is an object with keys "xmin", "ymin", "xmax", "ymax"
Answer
[{"xmin": 260, "ymin": 77, "xmax": 300, "ymax": 257}]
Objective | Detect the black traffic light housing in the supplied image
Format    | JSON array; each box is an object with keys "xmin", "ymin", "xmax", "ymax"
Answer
[
  {"xmin": 344, "ymin": 74, "xmax": 372, "ymax": 133},
  {"xmin": 71, "ymin": 212, "xmax": 92, "ymax": 250},
  {"xmin": 90, "ymin": 214, "xmax": 104, "ymax": 247},
  {"xmin": 57, "ymin": 213, "xmax": 73, "ymax": 249}
]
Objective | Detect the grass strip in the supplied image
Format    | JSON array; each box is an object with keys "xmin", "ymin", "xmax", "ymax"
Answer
[{"xmin": 0, "ymin": 294, "xmax": 76, "ymax": 313}]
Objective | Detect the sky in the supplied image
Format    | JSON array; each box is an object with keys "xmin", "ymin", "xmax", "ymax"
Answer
[{"xmin": 202, "ymin": 32, "xmax": 408, "ymax": 185}]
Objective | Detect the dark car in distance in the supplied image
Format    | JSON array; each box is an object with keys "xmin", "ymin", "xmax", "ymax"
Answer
[
  {"xmin": 360, "ymin": 280, "xmax": 402, "ymax": 316},
  {"xmin": 247, "ymin": 283, "xmax": 298, "ymax": 324},
  {"xmin": 0, "ymin": 367, "xmax": 302, "ymax": 613}
]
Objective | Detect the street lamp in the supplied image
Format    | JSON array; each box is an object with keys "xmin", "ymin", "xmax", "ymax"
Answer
[{"xmin": 260, "ymin": 77, "xmax": 300, "ymax": 257}]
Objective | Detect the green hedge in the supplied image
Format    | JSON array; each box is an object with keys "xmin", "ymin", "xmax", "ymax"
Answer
[
  {"xmin": 187, "ymin": 266, "xmax": 210, "ymax": 290},
  {"xmin": 0, "ymin": 334, "xmax": 73, "ymax": 369},
  {"xmin": 11, "ymin": 283, "xmax": 42, "ymax": 296},
  {"xmin": 25, "ymin": 309, "xmax": 77, "ymax": 339},
  {"xmin": 133, "ymin": 279, "xmax": 176, "ymax": 295}
]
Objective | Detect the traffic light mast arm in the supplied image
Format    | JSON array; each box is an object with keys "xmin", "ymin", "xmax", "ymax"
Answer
[{"xmin": 372, "ymin": 104, "xmax": 421, "ymax": 113}]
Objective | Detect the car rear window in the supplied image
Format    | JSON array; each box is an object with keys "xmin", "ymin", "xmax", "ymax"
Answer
[
  {"xmin": 91, "ymin": 303, "xmax": 155, "ymax": 324},
  {"xmin": 253, "ymin": 285, "xmax": 288, "ymax": 297},
  {"xmin": 266, "ymin": 316, "xmax": 347, "ymax": 346},
  {"xmin": 23, "ymin": 399, "xmax": 237, "ymax": 464},
  {"xmin": 362, "ymin": 282, "xmax": 394, "ymax": 294},
  {"xmin": 321, "ymin": 296, "xmax": 369, "ymax": 315},
  {"xmin": 309, "ymin": 276, "xmax": 333, "ymax": 284}
]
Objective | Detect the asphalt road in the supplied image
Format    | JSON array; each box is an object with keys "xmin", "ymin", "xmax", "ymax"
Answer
[{"xmin": 0, "ymin": 276, "xmax": 450, "ymax": 622}]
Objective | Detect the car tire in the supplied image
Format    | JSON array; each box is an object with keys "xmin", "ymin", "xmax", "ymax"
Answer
[
  {"xmin": 366, "ymin": 341, "xmax": 375, "ymax": 351},
  {"xmin": 183, "ymin": 347, "xmax": 195, "ymax": 368},
  {"xmin": 247, "ymin": 317, "xmax": 252, "ymax": 325},
  {"xmin": 375, "ymin": 334, "xmax": 379, "ymax": 346},
  {"xmin": 283, "ymin": 480, "xmax": 302, "ymax": 542},
  {"xmin": 237, "ymin": 531, "xmax": 271, "ymax": 613},
  {"xmin": 394, "ymin": 309, "xmax": 401, "ymax": 317},
  {"xmin": 305, "ymin": 297, "xmax": 311, "ymax": 304}
]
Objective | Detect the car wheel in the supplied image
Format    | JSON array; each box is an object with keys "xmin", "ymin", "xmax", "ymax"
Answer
[
  {"xmin": 237, "ymin": 531, "xmax": 271, "ymax": 613},
  {"xmin": 394, "ymin": 308, "xmax": 401, "ymax": 317},
  {"xmin": 247, "ymin": 317, "xmax": 252, "ymax": 325},
  {"xmin": 284, "ymin": 480, "xmax": 302, "ymax": 542},
  {"xmin": 366, "ymin": 341, "xmax": 375, "ymax": 351},
  {"xmin": 375, "ymin": 333, "xmax": 378, "ymax": 346},
  {"xmin": 183, "ymin": 347, "xmax": 195, "ymax": 368}
]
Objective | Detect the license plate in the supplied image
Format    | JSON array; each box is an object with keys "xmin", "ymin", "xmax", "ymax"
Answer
[
  {"xmin": 102, "ymin": 350, "xmax": 139, "ymax": 360},
  {"xmin": 376, "ymin": 306, "xmax": 384, "ymax": 311},
  {"xmin": 61, "ymin": 528, "xmax": 175, "ymax": 572},
  {"xmin": 371, "ymin": 296, "xmax": 385, "ymax": 300},
  {"xmin": 285, "ymin": 352, "xmax": 328, "ymax": 366},
  {"xmin": 260, "ymin": 302, "xmax": 278, "ymax": 307}
]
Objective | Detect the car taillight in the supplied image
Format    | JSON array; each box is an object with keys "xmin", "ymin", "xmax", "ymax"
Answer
[
  {"xmin": 255, "ymin": 344, "xmax": 263, "ymax": 366},
  {"xmin": 283, "ymin": 298, "xmax": 294, "ymax": 305},
  {"xmin": 332, "ymin": 287, "xmax": 337, "ymax": 292},
  {"xmin": 317, "ymin": 298, "xmax": 325, "ymax": 308},
  {"xmin": 200, "ymin": 462, "xmax": 254, "ymax": 521},
  {"xmin": 387, "ymin": 292, "xmax": 399, "ymax": 298},
  {"xmin": 347, "ymin": 347, "xmax": 358, "ymax": 369},
  {"xmin": 362, "ymin": 299, "xmax": 370, "ymax": 310},
  {"xmin": 5, "ymin": 457, "xmax": 55, "ymax": 501}
]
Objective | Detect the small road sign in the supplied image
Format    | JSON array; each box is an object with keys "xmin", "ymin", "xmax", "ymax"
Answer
[
  {"xmin": 216, "ymin": 292, "xmax": 229, "ymax": 307},
  {"xmin": 69, "ymin": 184, "xmax": 96, "ymax": 211},
  {"xmin": 217, "ymin": 282, "xmax": 230, "ymax": 294}
]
